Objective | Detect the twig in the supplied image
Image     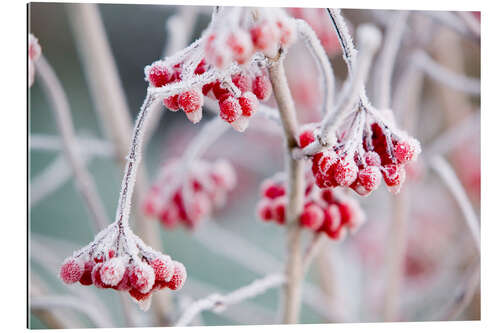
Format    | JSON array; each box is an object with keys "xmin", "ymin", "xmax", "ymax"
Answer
[
  {"xmin": 421, "ymin": 11, "xmax": 478, "ymax": 40},
  {"xmin": 30, "ymin": 133, "xmax": 113, "ymax": 157},
  {"xmin": 430, "ymin": 156, "xmax": 480, "ymax": 252},
  {"xmin": 36, "ymin": 56, "xmax": 109, "ymax": 231},
  {"xmin": 373, "ymin": 11, "xmax": 410, "ymax": 109},
  {"xmin": 302, "ymin": 233, "xmax": 327, "ymax": 273},
  {"xmin": 175, "ymin": 274, "xmax": 285, "ymax": 326},
  {"xmin": 413, "ymin": 51, "xmax": 480, "ymax": 96},
  {"xmin": 268, "ymin": 49, "xmax": 306, "ymax": 324}
]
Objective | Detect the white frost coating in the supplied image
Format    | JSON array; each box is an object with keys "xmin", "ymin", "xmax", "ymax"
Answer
[{"xmin": 100, "ymin": 257, "xmax": 126, "ymax": 286}]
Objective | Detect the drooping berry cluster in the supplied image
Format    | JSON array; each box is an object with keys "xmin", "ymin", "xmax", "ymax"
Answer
[
  {"xmin": 256, "ymin": 172, "xmax": 365, "ymax": 241},
  {"xmin": 60, "ymin": 225, "xmax": 186, "ymax": 309},
  {"xmin": 29, "ymin": 34, "xmax": 42, "ymax": 87},
  {"xmin": 143, "ymin": 158, "xmax": 236, "ymax": 230},
  {"xmin": 145, "ymin": 58, "xmax": 271, "ymax": 131},
  {"xmin": 299, "ymin": 120, "xmax": 421, "ymax": 195}
]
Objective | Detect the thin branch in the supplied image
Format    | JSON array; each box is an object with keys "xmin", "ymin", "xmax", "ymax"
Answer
[
  {"xmin": 413, "ymin": 51, "xmax": 480, "ymax": 95},
  {"xmin": 421, "ymin": 11, "xmax": 478, "ymax": 40},
  {"xmin": 302, "ymin": 233, "xmax": 327, "ymax": 273},
  {"xmin": 30, "ymin": 133, "xmax": 113, "ymax": 157},
  {"xmin": 36, "ymin": 56, "xmax": 109, "ymax": 231},
  {"xmin": 175, "ymin": 274, "xmax": 285, "ymax": 326},
  {"xmin": 268, "ymin": 49, "xmax": 306, "ymax": 324},
  {"xmin": 373, "ymin": 11, "xmax": 410, "ymax": 109},
  {"xmin": 430, "ymin": 156, "xmax": 480, "ymax": 252}
]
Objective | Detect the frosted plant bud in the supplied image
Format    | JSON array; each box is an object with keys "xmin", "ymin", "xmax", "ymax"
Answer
[
  {"xmin": 60, "ymin": 257, "xmax": 84, "ymax": 284},
  {"xmin": 166, "ymin": 261, "xmax": 187, "ymax": 290},
  {"xmin": 151, "ymin": 255, "xmax": 174, "ymax": 282},
  {"xmin": 129, "ymin": 262, "xmax": 155, "ymax": 294}
]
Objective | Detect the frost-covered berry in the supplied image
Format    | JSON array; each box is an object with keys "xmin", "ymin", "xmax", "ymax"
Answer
[
  {"xmin": 227, "ymin": 31, "xmax": 253, "ymax": 64},
  {"xmin": 60, "ymin": 258, "xmax": 84, "ymax": 284},
  {"xmin": 146, "ymin": 62, "xmax": 171, "ymax": 87},
  {"xmin": 238, "ymin": 92, "xmax": 259, "ymax": 117},
  {"xmin": 252, "ymin": 75, "xmax": 272, "ymax": 101},
  {"xmin": 257, "ymin": 199, "xmax": 274, "ymax": 221},
  {"xmin": 260, "ymin": 180, "xmax": 286, "ymax": 199},
  {"xmin": 79, "ymin": 261, "xmax": 94, "ymax": 286},
  {"xmin": 333, "ymin": 158, "xmax": 358, "ymax": 187},
  {"xmin": 300, "ymin": 203, "xmax": 324, "ymax": 230},
  {"xmin": 364, "ymin": 151, "xmax": 381, "ymax": 166},
  {"xmin": 166, "ymin": 261, "xmax": 187, "ymax": 291},
  {"xmin": 358, "ymin": 166, "xmax": 382, "ymax": 193},
  {"xmin": 394, "ymin": 138, "xmax": 421, "ymax": 164},
  {"xmin": 129, "ymin": 263, "xmax": 155, "ymax": 294},
  {"xmin": 178, "ymin": 89, "xmax": 203, "ymax": 114},
  {"xmin": 321, "ymin": 205, "xmax": 342, "ymax": 240},
  {"xmin": 272, "ymin": 197, "xmax": 287, "ymax": 224},
  {"xmin": 151, "ymin": 256, "xmax": 174, "ymax": 282},
  {"xmin": 298, "ymin": 129, "xmax": 315, "ymax": 148},
  {"xmin": 219, "ymin": 96, "xmax": 242, "ymax": 123},
  {"xmin": 129, "ymin": 288, "xmax": 152, "ymax": 302},
  {"xmin": 232, "ymin": 73, "xmax": 252, "ymax": 93},
  {"xmin": 382, "ymin": 164, "xmax": 405, "ymax": 187},
  {"xmin": 91, "ymin": 263, "xmax": 109, "ymax": 289},
  {"xmin": 113, "ymin": 267, "xmax": 131, "ymax": 291},
  {"xmin": 250, "ymin": 21, "xmax": 280, "ymax": 55},
  {"xmin": 163, "ymin": 95, "xmax": 180, "ymax": 111},
  {"xmin": 100, "ymin": 258, "xmax": 126, "ymax": 286}
]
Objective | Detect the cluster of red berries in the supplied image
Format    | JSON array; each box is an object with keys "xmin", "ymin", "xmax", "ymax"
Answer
[
  {"xmin": 256, "ymin": 173, "xmax": 365, "ymax": 241},
  {"xmin": 145, "ymin": 58, "xmax": 272, "ymax": 131},
  {"xmin": 60, "ymin": 248, "xmax": 186, "ymax": 305},
  {"xmin": 205, "ymin": 13, "xmax": 296, "ymax": 68},
  {"xmin": 287, "ymin": 8, "xmax": 341, "ymax": 55},
  {"xmin": 143, "ymin": 159, "xmax": 236, "ymax": 230},
  {"xmin": 298, "ymin": 122, "xmax": 421, "ymax": 195}
]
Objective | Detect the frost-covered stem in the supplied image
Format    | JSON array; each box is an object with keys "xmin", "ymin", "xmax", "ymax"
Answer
[
  {"xmin": 67, "ymin": 4, "xmax": 168, "ymax": 324},
  {"xmin": 175, "ymin": 274, "xmax": 286, "ymax": 327},
  {"xmin": 326, "ymin": 9, "xmax": 357, "ymax": 71},
  {"xmin": 373, "ymin": 11, "xmax": 409, "ymax": 109},
  {"xmin": 430, "ymin": 156, "xmax": 480, "ymax": 252},
  {"xmin": 114, "ymin": 92, "xmax": 156, "ymax": 229},
  {"xmin": 30, "ymin": 134, "xmax": 113, "ymax": 157},
  {"xmin": 268, "ymin": 50, "xmax": 305, "ymax": 324},
  {"xmin": 414, "ymin": 51, "xmax": 480, "ymax": 95},
  {"xmin": 36, "ymin": 56, "xmax": 109, "ymax": 231},
  {"xmin": 295, "ymin": 19, "xmax": 335, "ymax": 114},
  {"xmin": 421, "ymin": 11, "xmax": 477, "ymax": 40},
  {"xmin": 318, "ymin": 23, "xmax": 381, "ymax": 148},
  {"xmin": 31, "ymin": 295, "xmax": 112, "ymax": 328},
  {"xmin": 383, "ymin": 188, "xmax": 409, "ymax": 321}
]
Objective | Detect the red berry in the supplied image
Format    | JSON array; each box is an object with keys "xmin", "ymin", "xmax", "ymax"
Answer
[
  {"xmin": 146, "ymin": 62, "xmax": 170, "ymax": 87},
  {"xmin": 91, "ymin": 263, "xmax": 110, "ymax": 289},
  {"xmin": 320, "ymin": 189, "xmax": 337, "ymax": 204},
  {"xmin": 202, "ymin": 82, "xmax": 215, "ymax": 96},
  {"xmin": 113, "ymin": 267, "xmax": 131, "ymax": 291},
  {"xmin": 358, "ymin": 166, "xmax": 382, "ymax": 192},
  {"xmin": 364, "ymin": 151, "xmax": 381, "ymax": 166},
  {"xmin": 257, "ymin": 199, "xmax": 274, "ymax": 221},
  {"xmin": 79, "ymin": 261, "xmax": 94, "ymax": 286},
  {"xmin": 178, "ymin": 89, "xmax": 203, "ymax": 114},
  {"xmin": 333, "ymin": 158, "xmax": 358, "ymax": 187},
  {"xmin": 232, "ymin": 73, "xmax": 252, "ymax": 93},
  {"xmin": 300, "ymin": 204, "xmax": 324, "ymax": 230},
  {"xmin": 321, "ymin": 205, "xmax": 342, "ymax": 239},
  {"xmin": 311, "ymin": 152, "xmax": 323, "ymax": 175},
  {"xmin": 273, "ymin": 198, "xmax": 287, "ymax": 224},
  {"xmin": 100, "ymin": 258, "xmax": 126, "ymax": 286},
  {"xmin": 163, "ymin": 95, "xmax": 179, "ymax": 111},
  {"xmin": 212, "ymin": 81, "xmax": 230, "ymax": 100},
  {"xmin": 227, "ymin": 31, "xmax": 253, "ymax": 64},
  {"xmin": 194, "ymin": 59, "xmax": 207, "ymax": 75},
  {"xmin": 166, "ymin": 261, "xmax": 187, "ymax": 291},
  {"xmin": 159, "ymin": 204, "xmax": 180, "ymax": 228},
  {"xmin": 60, "ymin": 258, "xmax": 84, "ymax": 284},
  {"xmin": 129, "ymin": 288, "xmax": 152, "ymax": 302},
  {"xmin": 250, "ymin": 22, "xmax": 279, "ymax": 53},
  {"xmin": 129, "ymin": 263, "xmax": 155, "ymax": 294},
  {"xmin": 394, "ymin": 139, "xmax": 420, "ymax": 164},
  {"xmin": 252, "ymin": 75, "xmax": 272, "ymax": 101},
  {"xmin": 151, "ymin": 257, "xmax": 173, "ymax": 282},
  {"xmin": 260, "ymin": 180, "xmax": 286, "ymax": 199},
  {"xmin": 298, "ymin": 129, "xmax": 315, "ymax": 148},
  {"xmin": 238, "ymin": 92, "xmax": 258, "ymax": 117},
  {"xmin": 382, "ymin": 164, "xmax": 404, "ymax": 187},
  {"xmin": 219, "ymin": 96, "xmax": 242, "ymax": 123}
]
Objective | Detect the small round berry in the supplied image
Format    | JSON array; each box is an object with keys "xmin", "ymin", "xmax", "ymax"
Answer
[
  {"xmin": 238, "ymin": 92, "xmax": 259, "ymax": 117},
  {"xmin": 272, "ymin": 197, "xmax": 287, "ymax": 224},
  {"xmin": 394, "ymin": 138, "xmax": 421, "ymax": 164},
  {"xmin": 232, "ymin": 73, "xmax": 252, "ymax": 93},
  {"xmin": 113, "ymin": 267, "xmax": 131, "ymax": 291},
  {"xmin": 298, "ymin": 129, "xmax": 315, "ymax": 148},
  {"xmin": 60, "ymin": 258, "xmax": 84, "ymax": 284},
  {"xmin": 146, "ymin": 62, "xmax": 170, "ymax": 87},
  {"xmin": 79, "ymin": 261, "xmax": 94, "ymax": 286},
  {"xmin": 300, "ymin": 203, "xmax": 324, "ymax": 230},
  {"xmin": 320, "ymin": 189, "xmax": 337, "ymax": 204},
  {"xmin": 227, "ymin": 31, "xmax": 253, "ymax": 64},
  {"xmin": 250, "ymin": 21, "xmax": 280, "ymax": 54},
  {"xmin": 257, "ymin": 199, "xmax": 274, "ymax": 222},
  {"xmin": 252, "ymin": 75, "xmax": 272, "ymax": 101},
  {"xmin": 129, "ymin": 263, "xmax": 155, "ymax": 294},
  {"xmin": 219, "ymin": 96, "xmax": 242, "ymax": 123},
  {"xmin": 321, "ymin": 205, "xmax": 342, "ymax": 239},
  {"xmin": 333, "ymin": 158, "xmax": 358, "ymax": 187},
  {"xmin": 163, "ymin": 95, "xmax": 180, "ymax": 111},
  {"xmin": 151, "ymin": 256, "xmax": 174, "ymax": 282},
  {"xmin": 178, "ymin": 89, "xmax": 203, "ymax": 114},
  {"xmin": 194, "ymin": 59, "xmax": 208, "ymax": 75},
  {"xmin": 260, "ymin": 180, "xmax": 286, "ymax": 199},
  {"xmin": 91, "ymin": 263, "xmax": 109, "ymax": 289},
  {"xmin": 166, "ymin": 261, "xmax": 187, "ymax": 291},
  {"xmin": 364, "ymin": 151, "xmax": 381, "ymax": 166},
  {"xmin": 311, "ymin": 152, "xmax": 324, "ymax": 175},
  {"xmin": 212, "ymin": 81, "xmax": 230, "ymax": 100},
  {"xmin": 382, "ymin": 164, "xmax": 404, "ymax": 187},
  {"xmin": 129, "ymin": 288, "xmax": 152, "ymax": 302},
  {"xmin": 358, "ymin": 166, "xmax": 382, "ymax": 192},
  {"xmin": 100, "ymin": 258, "xmax": 126, "ymax": 286},
  {"xmin": 159, "ymin": 204, "xmax": 180, "ymax": 228}
]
